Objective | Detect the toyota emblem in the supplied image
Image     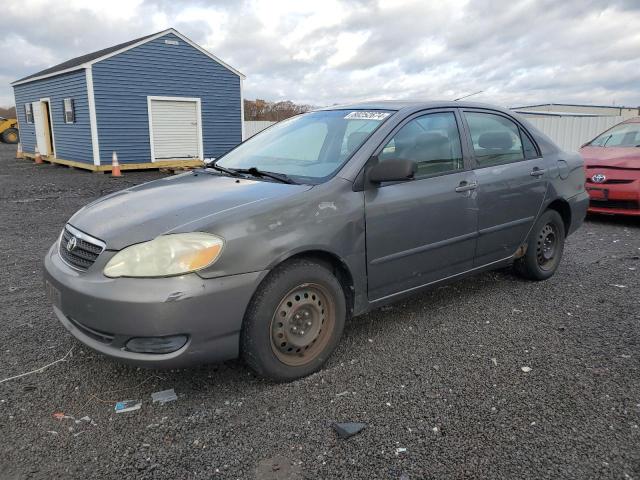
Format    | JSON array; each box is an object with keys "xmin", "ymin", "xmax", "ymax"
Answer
[
  {"xmin": 66, "ymin": 236, "xmax": 78, "ymax": 252},
  {"xmin": 591, "ymin": 173, "xmax": 606, "ymax": 183}
]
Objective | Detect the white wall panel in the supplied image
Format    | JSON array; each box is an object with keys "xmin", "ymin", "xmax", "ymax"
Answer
[{"xmin": 524, "ymin": 116, "xmax": 623, "ymax": 152}]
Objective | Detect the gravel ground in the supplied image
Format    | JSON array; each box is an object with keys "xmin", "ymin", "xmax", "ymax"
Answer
[{"xmin": 1, "ymin": 143, "xmax": 639, "ymax": 480}]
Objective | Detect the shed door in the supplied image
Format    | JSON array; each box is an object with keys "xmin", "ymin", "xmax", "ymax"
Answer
[
  {"xmin": 32, "ymin": 101, "xmax": 49, "ymax": 156},
  {"xmin": 149, "ymin": 98, "xmax": 201, "ymax": 161}
]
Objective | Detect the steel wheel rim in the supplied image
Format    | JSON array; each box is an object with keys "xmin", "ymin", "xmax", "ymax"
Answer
[
  {"xmin": 270, "ymin": 283, "xmax": 335, "ymax": 367},
  {"xmin": 536, "ymin": 223, "xmax": 558, "ymax": 270},
  {"xmin": 7, "ymin": 132, "xmax": 17, "ymax": 143}
]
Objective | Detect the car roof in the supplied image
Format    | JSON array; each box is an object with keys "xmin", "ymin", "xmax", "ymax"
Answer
[{"xmin": 320, "ymin": 100, "xmax": 514, "ymax": 114}]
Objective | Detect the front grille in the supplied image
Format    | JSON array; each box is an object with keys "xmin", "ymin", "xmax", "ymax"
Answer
[
  {"xmin": 586, "ymin": 178, "xmax": 634, "ymax": 185},
  {"xmin": 590, "ymin": 199, "xmax": 639, "ymax": 210},
  {"xmin": 59, "ymin": 225, "xmax": 105, "ymax": 271}
]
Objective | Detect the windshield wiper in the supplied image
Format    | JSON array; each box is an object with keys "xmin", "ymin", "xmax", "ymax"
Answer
[
  {"xmin": 233, "ymin": 167, "xmax": 296, "ymax": 184},
  {"xmin": 205, "ymin": 162, "xmax": 242, "ymax": 177}
]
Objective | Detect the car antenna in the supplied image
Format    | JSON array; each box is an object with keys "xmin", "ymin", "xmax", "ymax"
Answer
[{"xmin": 453, "ymin": 90, "xmax": 483, "ymax": 101}]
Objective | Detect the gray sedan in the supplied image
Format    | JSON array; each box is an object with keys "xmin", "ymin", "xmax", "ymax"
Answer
[{"xmin": 44, "ymin": 101, "xmax": 588, "ymax": 381}]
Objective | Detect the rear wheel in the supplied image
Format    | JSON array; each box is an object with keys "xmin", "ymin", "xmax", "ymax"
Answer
[
  {"xmin": 241, "ymin": 259, "xmax": 346, "ymax": 381},
  {"xmin": 514, "ymin": 209, "xmax": 565, "ymax": 281},
  {"xmin": 2, "ymin": 128, "xmax": 19, "ymax": 144}
]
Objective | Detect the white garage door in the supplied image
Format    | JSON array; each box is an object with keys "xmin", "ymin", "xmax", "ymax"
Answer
[{"xmin": 149, "ymin": 98, "xmax": 202, "ymax": 161}]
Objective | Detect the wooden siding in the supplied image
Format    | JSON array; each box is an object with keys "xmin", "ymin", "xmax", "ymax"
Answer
[
  {"xmin": 12, "ymin": 70, "xmax": 93, "ymax": 163},
  {"xmin": 92, "ymin": 33, "xmax": 241, "ymax": 164}
]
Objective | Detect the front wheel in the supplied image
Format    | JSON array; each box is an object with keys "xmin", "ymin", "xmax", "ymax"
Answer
[
  {"xmin": 2, "ymin": 128, "xmax": 19, "ymax": 144},
  {"xmin": 241, "ymin": 258, "xmax": 346, "ymax": 381},
  {"xmin": 514, "ymin": 209, "xmax": 566, "ymax": 281}
]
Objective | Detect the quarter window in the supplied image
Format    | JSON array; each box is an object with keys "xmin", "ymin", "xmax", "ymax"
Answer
[
  {"xmin": 379, "ymin": 112, "xmax": 464, "ymax": 177},
  {"xmin": 63, "ymin": 98, "xmax": 75, "ymax": 124},
  {"xmin": 464, "ymin": 112, "xmax": 524, "ymax": 167},
  {"xmin": 24, "ymin": 103, "xmax": 33, "ymax": 123}
]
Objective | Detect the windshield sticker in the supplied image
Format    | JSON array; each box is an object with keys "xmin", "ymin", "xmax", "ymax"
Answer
[{"xmin": 344, "ymin": 111, "xmax": 390, "ymax": 121}]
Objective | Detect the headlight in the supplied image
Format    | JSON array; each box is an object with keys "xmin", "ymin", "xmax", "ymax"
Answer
[{"xmin": 103, "ymin": 232, "xmax": 224, "ymax": 278}]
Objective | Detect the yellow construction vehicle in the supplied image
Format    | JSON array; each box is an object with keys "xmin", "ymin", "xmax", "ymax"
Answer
[{"xmin": 0, "ymin": 117, "xmax": 19, "ymax": 144}]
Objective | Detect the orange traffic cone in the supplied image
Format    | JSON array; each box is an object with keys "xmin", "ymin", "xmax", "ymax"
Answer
[
  {"xmin": 34, "ymin": 147, "xmax": 43, "ymax": 164},
  {"xmin": 16, "ymin": 143, "xmax": 23, "ymax": 159},
  {"xmin": 111, "ymin": 151, "xmax": 122, "ymax": 177}
]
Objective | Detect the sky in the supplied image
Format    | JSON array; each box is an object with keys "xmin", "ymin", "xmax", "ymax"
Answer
[{"xmin": 2, "ymin": 0, "xmax": 640, "ymax": 109}]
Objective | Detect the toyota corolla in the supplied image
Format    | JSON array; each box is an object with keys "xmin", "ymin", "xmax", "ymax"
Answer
[{"xmin": 44, "ymin": 101, "xmax": 588, "ymax": 381}]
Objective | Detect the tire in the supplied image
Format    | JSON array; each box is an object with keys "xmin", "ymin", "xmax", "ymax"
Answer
[
  {"xmin": 1, "ymin": 128, "xmax": 19, "ymax": 144},
  {"xmin": 241, "ymin": 258, "xmax": 346, "ymax": 382},
  {"xmin": 514, "ymin": 209, "xmax": 566, "ymax": 281}
]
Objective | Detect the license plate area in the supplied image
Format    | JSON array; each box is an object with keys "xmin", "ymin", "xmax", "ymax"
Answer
[
  {"xmin": 587, "ymin": 186, "xmax": 609, "ymax": 201},
  {"xmin": 45, "ymin": 280, "xmax": 62, "ymax": 309}
]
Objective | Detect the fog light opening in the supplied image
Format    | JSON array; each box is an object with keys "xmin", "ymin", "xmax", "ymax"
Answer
[{"xmin": 125, "ymin": 335, "xmax": 188, "ymax": 354}]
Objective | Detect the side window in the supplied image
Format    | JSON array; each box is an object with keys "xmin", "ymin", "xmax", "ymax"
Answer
[
  {"xmin": 464, "ymin": 112, "xmax": 524, "ymax": 167},
  {"xmin": 379, "ymin": 112, "xmax": 463, "ymax": 177},
  {"xmin": 521, "ymin": 130, "xmax": 538, "ymax": 159},
  {"xmin": 63, "ymin": 98, "xmax": 75, "ymax": 124},
  {"xmin": 24, "ymin": 103, "xmax": 34, "ymax": 123}
]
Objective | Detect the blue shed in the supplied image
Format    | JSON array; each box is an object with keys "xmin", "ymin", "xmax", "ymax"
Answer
[{"xmin": 11, "ymin": 28, "xmax": 245, "ymax": 172}]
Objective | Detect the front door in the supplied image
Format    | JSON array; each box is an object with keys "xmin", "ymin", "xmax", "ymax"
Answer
[
  {"xmin": 461, "ymin": 110, "xmax": 548, "ymax": 266},
  {"xmin": 365, "ymin": 110, "xmax": 479, "ymax": 301},
  {"xmin": 32, "ymin": 101, "xmax": 49, "ymax": 156}
]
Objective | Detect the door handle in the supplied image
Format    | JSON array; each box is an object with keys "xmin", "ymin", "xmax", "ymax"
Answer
[
  {"xmin": 530, "ymin": 167, "xmax": 546, "ymax": 177},
  {"xmin": 455, "ymin": 180, "xmax": 478, "ymax": 193}
]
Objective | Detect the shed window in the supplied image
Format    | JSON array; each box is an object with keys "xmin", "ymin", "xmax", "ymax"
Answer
[
  {"xmin": 24, "ymin": 103, "xmax": 34, "ymax": 123},
  {"xmin": 63, "ymin": 98, "xmax": 75, "ymax": 123}
]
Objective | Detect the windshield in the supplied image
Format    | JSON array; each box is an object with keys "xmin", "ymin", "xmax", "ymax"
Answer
[
  {"xmin": 216, "ymin": 110, "xmax": 393, "ymax": 182},
  {"xmin": 589, "ymin": 122, "xmax": 640, "ymax": 147}
]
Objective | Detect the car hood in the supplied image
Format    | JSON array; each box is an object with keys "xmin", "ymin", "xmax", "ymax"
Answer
[
  {"xmin": 580, "ymin": 146, "xmax": 640, "ymax": 169},
  {"xmin": 68, "ymin": 172, "xmax": 312, "ymax": 250}
]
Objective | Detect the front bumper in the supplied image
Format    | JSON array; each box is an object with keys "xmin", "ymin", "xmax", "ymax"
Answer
[
  {"xmin": 585, "ymin": 169, "xmax": 640, "ymax": 216},
  {"xmin": 44, "ymin": 243, "xmax": 267, "ymax": 368}
]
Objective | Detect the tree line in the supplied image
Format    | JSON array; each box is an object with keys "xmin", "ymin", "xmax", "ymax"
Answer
[
  {"xmin": 0, "ymin": 106, "xmax": 16, "ymax": 118},
  {"xmin": 244, "ymin": 99, "xmax": 312, "ymax": 122}
]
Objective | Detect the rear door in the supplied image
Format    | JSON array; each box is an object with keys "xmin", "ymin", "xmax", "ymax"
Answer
[
  {"xmin": 461, "ymin": 110, "xmax": 547, "ymax": 266},
  {"xmin": 149, "ymin": 98, "xmax": 202, "ymax": 161},
  {"xmin": 364, "ymin": 110, "xmax": 479, "ymax": 300}
]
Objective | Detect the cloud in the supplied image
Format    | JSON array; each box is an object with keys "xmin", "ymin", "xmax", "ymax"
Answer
[{"xmin": 2, "ymin": 0, "xmax": 640, "ymax": 109}]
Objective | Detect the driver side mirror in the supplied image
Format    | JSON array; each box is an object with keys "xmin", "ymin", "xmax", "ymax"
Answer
[{"xmin": 368, "ymin": 158, "xmax": 417, "ymax": 184}]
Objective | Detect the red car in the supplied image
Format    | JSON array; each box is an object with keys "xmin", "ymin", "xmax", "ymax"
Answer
[{"xmin": 580, "ymin": 117, "xmax": 640, "ymax": 216}]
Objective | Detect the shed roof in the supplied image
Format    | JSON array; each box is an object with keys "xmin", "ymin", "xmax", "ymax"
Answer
[
  {"xmin": 12, "ymin": 28, "xmax": 245, "ymax": 86},
  {"xmin": 13, "ymin": 32, "xmax": 158, "ymax": 84}
]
